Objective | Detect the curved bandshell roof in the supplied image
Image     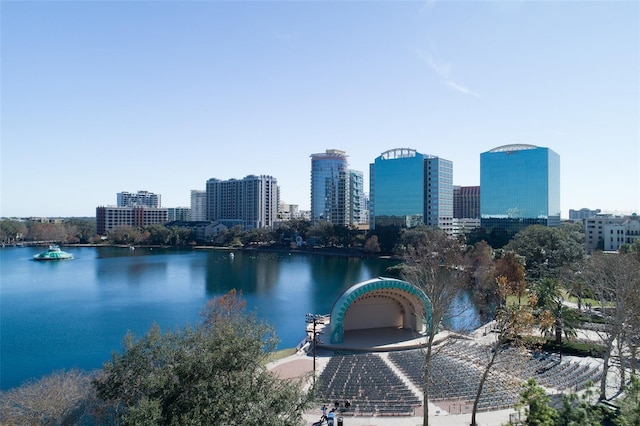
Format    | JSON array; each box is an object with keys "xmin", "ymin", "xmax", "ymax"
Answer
[{"xmin": 329, "ymin": 277, "xmax": 432, "ymax": 343}]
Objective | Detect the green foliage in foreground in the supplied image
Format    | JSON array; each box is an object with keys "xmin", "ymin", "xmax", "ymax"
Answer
[
  {"xmin": 517, "ymin": 379, "xmax": 559, "ymax": 425},
  {"xmin": 615, "ymin": 376, "xmax": 640, "ymax": 426},
  {"xmin": 0, "ymin": 370, "xmax": 95, "ymax": 425},
  {"xmin": 515, "ymin": 378, "xmax": 640, "ymax": 426},
  {"xmin": 93, "ymin": 291, "xmax": 313, "ymax": 425}
]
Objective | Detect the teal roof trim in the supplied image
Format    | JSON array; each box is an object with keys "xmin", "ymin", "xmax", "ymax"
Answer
[{"xmin": 329, "ymin": 277, "xmax": 432, "ymax": 343}]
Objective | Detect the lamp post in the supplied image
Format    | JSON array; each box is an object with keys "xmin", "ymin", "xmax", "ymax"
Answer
[{"xmin": 305, "ymin": 313, "xmax": 323, "ymax": 383}]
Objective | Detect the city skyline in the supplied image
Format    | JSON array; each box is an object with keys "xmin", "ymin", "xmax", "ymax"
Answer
[{"xmin": 2, "ymin": 1, "xmax": 638, "ymax": 218}]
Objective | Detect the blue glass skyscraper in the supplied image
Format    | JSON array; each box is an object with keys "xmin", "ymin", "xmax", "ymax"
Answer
[
  {"xmin": 480, "ymin": 144, "xmax": 560, "ymax": 237},
  {"xmin": 369, "ymin": 148, "xmax": 453, "ymax": 233}
]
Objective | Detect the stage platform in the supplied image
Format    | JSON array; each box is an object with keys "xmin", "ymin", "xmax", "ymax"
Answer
[{"xmin": 316, "ymin": 326, "xmax": 431, "ymax": 352}]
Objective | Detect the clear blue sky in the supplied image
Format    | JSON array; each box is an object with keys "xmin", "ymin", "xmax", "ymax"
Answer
[{"xmin": 2, "ymin": 0, "xmax": 638, "ymax": 218}]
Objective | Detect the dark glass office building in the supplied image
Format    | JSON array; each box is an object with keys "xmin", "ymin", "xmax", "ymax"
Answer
[
  {"xmin": 370, "ymin": 148, "xmax": 453, "ymax": 233},
  {"xmin": 480, "ymin": 144, "xmax": 560, "ymax": 237}
]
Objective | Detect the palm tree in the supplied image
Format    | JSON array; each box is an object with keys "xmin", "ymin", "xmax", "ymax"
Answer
[{"xmin": 533, "ymin": 278, "xmax": 578, "ymax": 345}]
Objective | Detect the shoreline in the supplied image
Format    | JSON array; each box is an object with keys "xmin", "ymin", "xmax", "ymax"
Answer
[{"xmin": 56, "ymin": 243, "xmax": 401, "ymax": 260}]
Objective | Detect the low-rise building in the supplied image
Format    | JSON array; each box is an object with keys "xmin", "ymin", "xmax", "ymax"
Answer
[
  {"xmin": 96, "ymin": 206, "xmax": 168, "ymax": 235},
  {"xmin": 585, "ymin": 213, "xmax": 640, "ymax": 252},
  {"xmin": 164, "ymin": 220, "xmax": 227, "ymax": 243},
  {"xmin": 569, "ymin": 208, "xmax": 601, "ymax": 220},
  {"xmin": 168, "ymin": 207, "xmax": 191, "ymax": 222},
  {"xmin": 452, "ymin": 218, "xmax": 481, "ymax": 238}
]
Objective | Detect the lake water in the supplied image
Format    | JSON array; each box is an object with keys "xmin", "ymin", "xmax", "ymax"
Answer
[{"xmin": 0, "ymin": 246, "xmax": 481, "ymax": 391}]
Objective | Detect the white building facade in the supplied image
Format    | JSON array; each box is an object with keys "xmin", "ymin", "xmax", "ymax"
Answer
[
  {"xmin": 585, "ymin": 214, "xmax": 640, "ymax": 252},
  {"xmin": 190, "ymin": 190, "xmax": 207, "ymax": 221},
  {"xmin": 206, "ymin": 175, "xmax": 279, "ymax": 229},
  {"xmin": 96, "ymin": 206, "xmax": 168, "ymax": 235}
]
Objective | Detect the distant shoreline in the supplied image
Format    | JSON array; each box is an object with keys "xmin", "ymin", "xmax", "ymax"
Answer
[{"xmin": 55, "ymin": 243, "xmax": 400, "ymax": 260}]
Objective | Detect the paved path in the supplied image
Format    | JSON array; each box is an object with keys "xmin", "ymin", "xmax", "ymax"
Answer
[
  {"xmin": 268, "ymin": 352, "xmax": 518, "ymax": 426},
  {"xmin": 301, "ymin": 406, "xmax": 516, "ymax": 426}
]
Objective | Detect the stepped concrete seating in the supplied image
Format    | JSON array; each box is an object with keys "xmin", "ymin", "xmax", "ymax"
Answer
[
  {"xmin": 316, "ymin": 353, "xmax": 421, "ymax": 416},
  {"xmin": 439, "ymin": 342, "xmax": 603, "ymax": 394},
  {"xmin": 388, "ymin": 349, "xmax": 521, "ymax": 412},
  {"xmin": 317, "ymin": 342, "xmax": 603, "ymax": 416}
]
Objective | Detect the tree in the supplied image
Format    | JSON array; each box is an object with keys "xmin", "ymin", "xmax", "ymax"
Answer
[
  {"xmin": 369, "ymin": 224, "xmax": 401, "ymax": 254},
  {"xmin": 64, "ymin": 217, "xmax": 96, "ymax": 243},
  {"xmin": 273, "ymin": 219, "xmax": 311, "ymax": 246},
  {"xmin": 363, "ymin": 235, "xmax": 381, "ymax": 253},
  {"xmin": 241, "ymin": 227, "xmax": 274, "ymax": 246},
  {"xmin": 470, "ymin": 275, "xmax": 538, "ymax": 426},
  {"xmin": 533, "ymin": 278, "xmax": 579, "ymax": 346},
  {"xmin": 465, "ymin": 226, "xmax": 489, "ymax": 247},
  {"xmin": 517, "ymin": 379, "xmax": 559, "ymax": 426},
  {"xmin": 0, "ymin": 370, "xmax": 95, "ymax": 425},
  {"xmin": 93, "ymin": 290, "xmax": 312, "ymax": 425},
  {"xmin": 557, "ymin": 385, "xmax": 604, "ymax": 426},
  {"xmin": 168, "ymin": 226, "xmax": 195, "ymax": 246},
  {"xmin": 143, "ymin": 224, "xmax": 172, "ymax": 245},
  {"xmin": 464, "ymin": 240, "xmax": 498, "ymax": 323},
  {"xmin": 494, "ymin": 251, "xmax": 526, "ymax": 305},
  {"xmin": 560, "ymin": 259, "xmax": 590, "ymax": 313},
  {"xmin": 619, "ymin": 239, "xmax": 640, "ymax": 259},
  {"xmin": 27, "ymin": 222, "xmax": 67, "ymax": 242},
  {"xmin": 395, "ymin": 226, "xmax": 467, "ymax": 426},
  {"xmin": 108, "ymin": 225, "xmax": 143, "ymax": 245},
  {"xmin": 217, "ymin": 225, "xmax": 244, "ymax": 247},
  {"xmin": 616, "ymin": 376, "xmax": 640, "ymax": 426},
  {"xmin": 505, "ymin": 224, "xmax": 585, "ymax": 279},
  {"xmin": 0, "ymin": 219, "xmax": 28, "ymax": 244},
  {"xmin": 584, "ymin": 252, "xmax": 640, "ymax": 400}
]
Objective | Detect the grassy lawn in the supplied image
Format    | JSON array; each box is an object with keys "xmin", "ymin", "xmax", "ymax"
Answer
[
  {"xmin": 560, "ymin": 289, "xmax": 610, "ymax": 309},
  {"xmin": 266, "ymin": 347, "xmax": 298, "ymax": 363},
  {"xmin": 524, "ymin": 336, "xmax": 606, "ymax": 358}
]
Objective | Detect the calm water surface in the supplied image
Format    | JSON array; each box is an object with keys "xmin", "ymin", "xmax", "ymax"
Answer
[{"xmin": 0, "ymin": 246, "xmax": 400, "ymax": 390}]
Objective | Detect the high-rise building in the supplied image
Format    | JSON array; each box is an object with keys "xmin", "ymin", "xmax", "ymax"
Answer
[
  {"xmin": 310, "ymin": 149, "xmax": 365, "ymax": 225},
  {"xmin": 453, "ymin": 186, "xmax": 480, "ymax": 219},
  {"xmin": 349, "ymin": 170, "xmax": 366, "ymax": 225},
  {"xmin": 117, "ymin": 191, "xmax": 161, "ymax": 208},
  {"xmin": 206, "ymin": 175, "xmax": 279, "ymax": 229},
  {"xmin": 369, "ymin": 148, "xmax": 453, "ymax": 234},
  {"xmin": 190, "ymin": 190, "xmax": 207, "ymax": 221},
  {"xmin": 480, "ymin": 144, "xmax": 560, "ymax": 237},
  {"xmin": 310, "ymin": 149, "xmax": 348, "ymax": 224},
  {"xmin": 452, "ymin": 186, "xmax": 481, "ymax": 238}
]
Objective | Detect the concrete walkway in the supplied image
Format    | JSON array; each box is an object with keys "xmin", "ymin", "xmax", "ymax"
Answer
[
  {"xmin": 302, "ymin": 409, "xmax": 516, "ymax": 426},
  {"xmin": 268, "ymin": 351, "xmax": 519, "ymax": 426}
]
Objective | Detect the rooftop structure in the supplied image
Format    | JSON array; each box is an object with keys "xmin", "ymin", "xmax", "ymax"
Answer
[{"xmin": 117, "ymin": 191, "xmax": 161, "ymax": 208}]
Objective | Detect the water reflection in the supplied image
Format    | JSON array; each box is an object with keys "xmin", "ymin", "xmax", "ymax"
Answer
[
  {"xmin": 1, "ymin": 247, "xmax": 486, "ymax": 391},
  {"xmin": 204, "ymin": 251, "xmax": 281, "ymax": 295},
  {"xmin": 95, "ymin": 255, "xmax": 168, "ymax": 286},
  {"xmin": 443, "ymin": 290, "xmax": 485, "ymax": 332}
]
